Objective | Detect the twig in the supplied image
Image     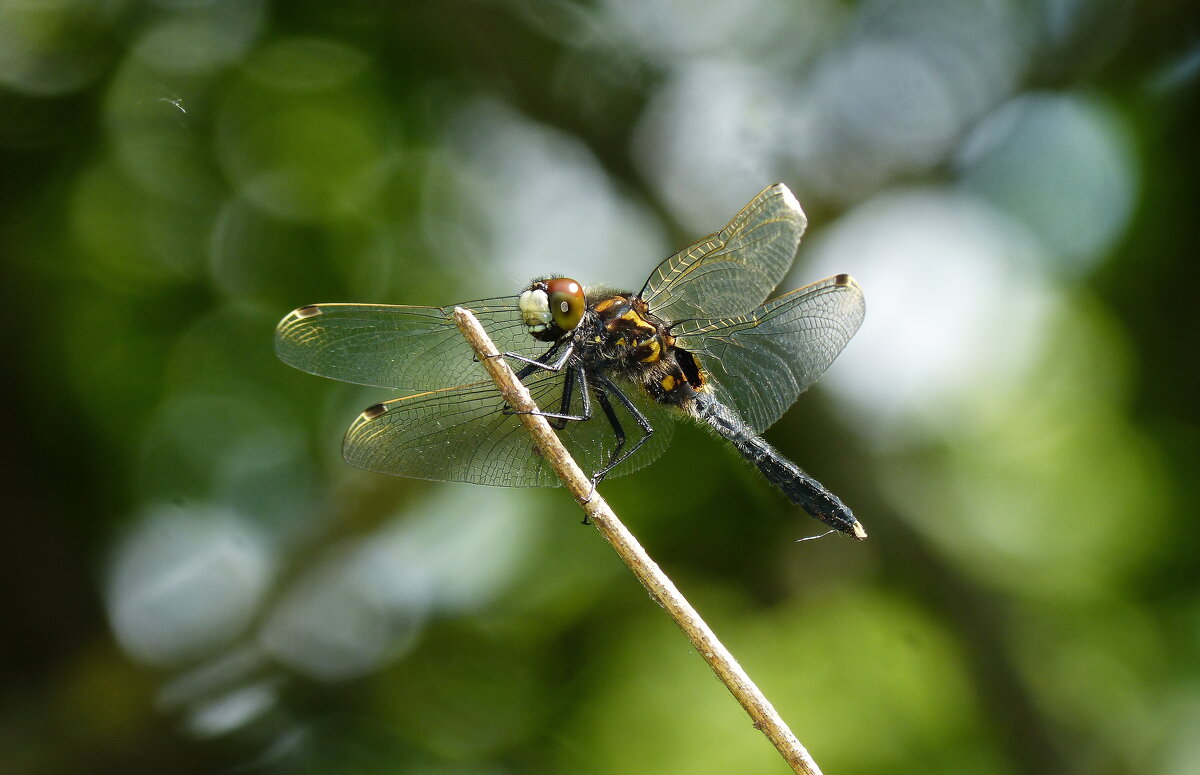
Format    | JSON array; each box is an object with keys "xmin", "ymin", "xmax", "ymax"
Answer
[{"xmin": 453, "ymin": 308, "xmax": 826, "ymax": 775}]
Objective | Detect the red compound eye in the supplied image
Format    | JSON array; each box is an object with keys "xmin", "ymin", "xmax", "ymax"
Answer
[{"xmin": 546, "ymin": 277, "xmax": 584, "ymax": 331}]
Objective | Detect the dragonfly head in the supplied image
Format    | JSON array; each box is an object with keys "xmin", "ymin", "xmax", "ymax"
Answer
[{"xmin": 519, "ymin": 277, "xmax": 585, "ymax": 340}]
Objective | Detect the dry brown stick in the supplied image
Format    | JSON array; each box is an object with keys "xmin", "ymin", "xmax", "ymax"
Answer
[{"xmin": 453, "ymin": 307, "xmax": 825, "ymax": 775}]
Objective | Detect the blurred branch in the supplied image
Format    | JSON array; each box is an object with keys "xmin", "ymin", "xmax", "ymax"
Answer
[{"xmin": 454, "ymin": 307, "xmax": 826, "ymax": 775}]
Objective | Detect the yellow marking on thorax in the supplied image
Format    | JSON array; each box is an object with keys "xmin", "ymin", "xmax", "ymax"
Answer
[
  {"xmin": 592, "ymin": 297, "xmax": 625, "ymax": 314},
  {"xmin": 615, "ymin": 308, "xmax": 656, "ymax": 331}
]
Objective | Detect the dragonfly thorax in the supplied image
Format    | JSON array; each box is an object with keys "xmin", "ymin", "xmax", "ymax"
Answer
[
  {"xmin": 587, "ymin": 294, "xmax": 660, "ymax": 357},
  {"xmin": 576, "ymin": 292, "xmax": 708, "ymax": 407}
]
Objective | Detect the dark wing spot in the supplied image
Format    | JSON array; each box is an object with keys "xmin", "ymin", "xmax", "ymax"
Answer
[
  {"xmin": 296, "ymin": 305, "xmax": 323, "ymax": 319},
  {"xmin": 362, "ymin": 403, "xmax": 389, "ymax": 420}
]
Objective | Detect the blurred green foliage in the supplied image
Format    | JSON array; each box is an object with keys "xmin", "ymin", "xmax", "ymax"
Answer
[{"xmin": 2, "ymin": 1, "xmax": 1198, "ymax": 774}]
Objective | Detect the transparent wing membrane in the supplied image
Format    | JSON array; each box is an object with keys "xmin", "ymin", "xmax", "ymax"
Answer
[
  {"xmin": 274, "ymin": 298, "xmax": 542, "ymax": 391},
  {"xmin": 342, "ymin": 369, "xmax": 674, "ymax": 487},
  {"xmin": 640, "ymin": 184, "xmax": 807, "ymax": 321},
  {"xmin": 672, "ymin": 274, "xmax": 865, "ymax": 433}
]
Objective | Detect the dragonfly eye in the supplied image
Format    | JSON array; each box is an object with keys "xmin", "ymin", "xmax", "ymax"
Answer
[{"xmin": 546, "ymin": 277, "xmax": 584, "ymax": 331}]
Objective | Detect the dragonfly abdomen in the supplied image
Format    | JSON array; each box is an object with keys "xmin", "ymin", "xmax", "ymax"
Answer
[{"xmin": 691, "ymin": 395, "xmax": 866, "ymax": 539}]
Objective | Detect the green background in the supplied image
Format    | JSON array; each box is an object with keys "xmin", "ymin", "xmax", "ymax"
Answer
[{"xmin": 2, "ymin": 1, "xmax": 1198, "ymax": 773}]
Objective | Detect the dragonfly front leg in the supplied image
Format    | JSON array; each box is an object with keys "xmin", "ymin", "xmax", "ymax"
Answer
[
  {"xmin": 505, "ymin": 341, "xmax": 575, "ymax": 377},
  {"xmin": 499, "ymin": 341, "xmax": 586, "ymax": 421}
]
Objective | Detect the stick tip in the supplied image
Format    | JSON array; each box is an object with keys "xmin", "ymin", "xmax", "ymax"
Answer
[{"xmin": 851, "ymin": 522, "xmax": 868, "ymax": 540}]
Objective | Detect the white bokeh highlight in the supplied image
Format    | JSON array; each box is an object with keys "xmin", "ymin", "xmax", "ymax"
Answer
[
  {"xmin": 432, "ymin": 99, "xmax": 668, "ymax": 292},
  {"xmin": 106, "ymin": 504, "xmax": 274, "ymax": 665},
  {"xmin": 957, "ymin": 92, "xmax": 1137, "ymax": 270},
  {"xmin": 802, "ymin": 188, "xmax": 1058, "ymax": 445},
  {"xmin": 259, "ymin": 486, "xmax": 535, "ymax": 682}
]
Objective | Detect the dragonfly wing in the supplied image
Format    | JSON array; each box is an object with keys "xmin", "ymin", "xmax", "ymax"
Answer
[
  {"xmin": 640, "ymin": 184, "xmax": 807, "ymax": 322},
  {"xmin": 672, "ymin": 274, "xmax": 864, "ymax": 433},
  {"xmin": 343, "ymin": 369, "xmax": 674, "ymax": 487},
  {"xmin": 274, "ymin": 297, "xmax": 542, "ymax": 391}
]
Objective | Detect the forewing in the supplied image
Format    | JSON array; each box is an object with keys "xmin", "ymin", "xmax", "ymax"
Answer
[
  {"xmin": 640, "ymin": 184, "xmax": 807, "ymax": 321},
  {"xmin": 671, "ymin": 274, "xmax": 864, "ymax": 433},
  {"xmin": 342, "ymin": 369, "xmax": 674, "ymax": 487},
  {"xmin": 274, "ymin": 297, "xmax": 542, "ymax": 391}
]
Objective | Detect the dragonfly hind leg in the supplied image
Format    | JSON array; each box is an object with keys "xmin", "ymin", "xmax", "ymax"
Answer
[{"xmin": 590, "ymin": 376, "xmax": 654, "ymax": 485}]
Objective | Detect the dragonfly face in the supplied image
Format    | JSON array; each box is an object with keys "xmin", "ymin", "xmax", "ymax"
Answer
[
  {"xmin": 518, "ymin": 277, "xmax": 585, "ymax": 340},
  {"xmin": 275, "ymin": 184, "xmax": 867, "ymax": 538}
]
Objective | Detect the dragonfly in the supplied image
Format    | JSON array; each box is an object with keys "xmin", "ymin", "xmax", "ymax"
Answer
[{"xmin": 275, "ymin": 184, "xmax": 867, "ymax": 538}]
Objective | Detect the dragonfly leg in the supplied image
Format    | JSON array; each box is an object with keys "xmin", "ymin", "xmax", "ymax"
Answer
[
  {"xmin": 507, "ymin": 341, "xmax": 574, "ymax": 376},
  {"xmin": 542, "ymin": 365, "xmax": 593, "ymax": 427},
  {"xmin": 503, "ymin": 364, "xmax": 592, "ymax": 424},
  {"xmin": 579, "ymin": 489, "xmax": 594, "ymax": 524},
  {"xmin": 593, "ymin": 389, "xmax": 626, "ymax": 483},
  {"xmin": 501, "ymin": 342, "xmax": 589, "ymax": 423},
  {"xmin": 510, "ymin": 343, "xmax": 559, "ymax": 379},
  {"xmin": 590, "ymin": 376, "xmax": 654, "ymax": 484},
  {"xmin": 546, "ymin": 364, "xmax": 576, "ymax": 430}
]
